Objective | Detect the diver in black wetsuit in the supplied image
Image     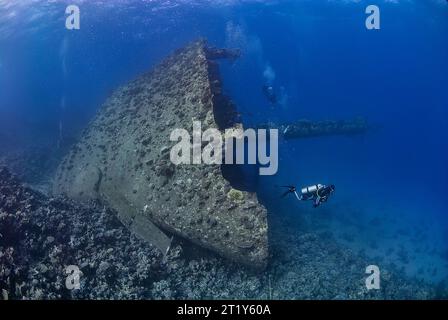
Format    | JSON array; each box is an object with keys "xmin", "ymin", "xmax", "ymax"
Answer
[
  {"xmin": 280, "ymin": 184, "xmax": 335, "ymax": 208},
  {"xmin": 262, "ymin": 84, "xmax": 277, "ymax": 104},
  {"xmin": 280, "ymin": 185, "xmax": 301, "ymax": 200}
]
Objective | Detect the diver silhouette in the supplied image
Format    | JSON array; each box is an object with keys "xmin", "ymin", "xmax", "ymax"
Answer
[
  {"xmin": 262, "ymin": 84, "xmax": 277, "ymax": 105},
  {"xmin": 280, "ymin": 184, "xmax": 335, "ymax": 208}
]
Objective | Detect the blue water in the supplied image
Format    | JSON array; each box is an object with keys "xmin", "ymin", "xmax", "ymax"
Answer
[{"xmin": 1, "ymin": 0, "xmax": 447, "ymax": 284}]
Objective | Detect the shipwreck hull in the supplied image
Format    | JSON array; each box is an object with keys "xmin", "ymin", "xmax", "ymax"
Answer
[
  {"xmin": 53, "ymin": 40, "xmax": 268, "ymax": 269},
  {"xmin": 259, "ymin": 118, "xmax": 370, "ymax": 140}
]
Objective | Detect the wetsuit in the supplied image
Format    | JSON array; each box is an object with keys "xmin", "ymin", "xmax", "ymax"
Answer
[{"xmin": 299, "ymin": 184, "xmax": 335, "ymax": 208}]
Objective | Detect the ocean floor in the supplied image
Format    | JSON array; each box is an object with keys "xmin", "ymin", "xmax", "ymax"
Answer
[
  {"xmin": 1, "ymin": 145, "xmax": 446, "ymax": 299},
  {"xmin": 297, "ymin": 198, "xmax": 448, "ymax": 285}
]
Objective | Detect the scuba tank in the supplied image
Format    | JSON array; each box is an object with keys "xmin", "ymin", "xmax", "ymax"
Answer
[{"xmin": 301, "ymin": 184, "xmax": 324, "ymax": 196}]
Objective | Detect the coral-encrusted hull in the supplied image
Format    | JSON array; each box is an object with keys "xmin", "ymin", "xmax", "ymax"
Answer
[{"xmin": 53, "ymin": 40, "xmax": 268, "ymax": 270}]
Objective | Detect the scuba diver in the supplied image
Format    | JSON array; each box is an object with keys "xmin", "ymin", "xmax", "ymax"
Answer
[
  {"xmin": 262, "ymin": 84, "xmax": 277, "ymax": 105},
  {"xmin": 280, "ymin": 184, "xmax": 335, "ymax": 208}
]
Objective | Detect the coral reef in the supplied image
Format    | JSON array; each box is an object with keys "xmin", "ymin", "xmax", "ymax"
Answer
[
  {"xmin": 0, "ymin": 142, "xmax": 67, "ymax": 189},
  {"xmin": 1, "ymin": 167, "xmax": 444, "ymax": 300},
  {"xmin": 0, "ymin": 167, "xmax": 164, "ymax": 299}
]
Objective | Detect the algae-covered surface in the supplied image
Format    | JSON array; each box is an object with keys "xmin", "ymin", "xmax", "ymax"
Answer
[{"xmin": 52, "ymin": 40, "xmax": 268, "ymax": 269}]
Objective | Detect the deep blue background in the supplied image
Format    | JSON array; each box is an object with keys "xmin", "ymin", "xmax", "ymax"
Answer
[{"xmin": 0, "ymin": 0, "xmax": 447, "ymax": 282}]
